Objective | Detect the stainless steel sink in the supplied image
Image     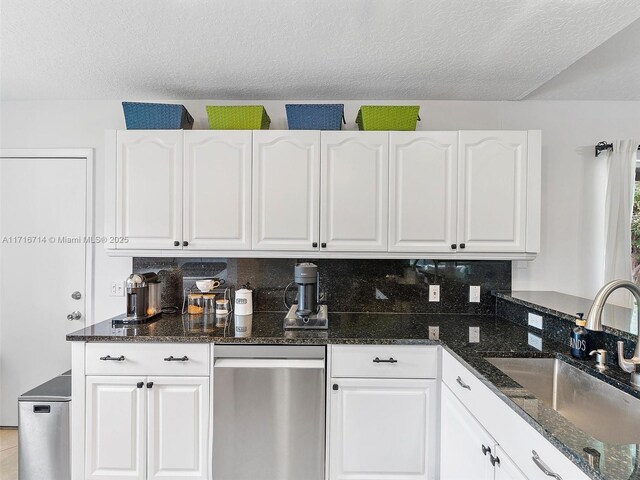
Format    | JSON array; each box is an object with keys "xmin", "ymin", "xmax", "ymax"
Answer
[{"xmin": 485, "ymin": 357, "xmax": 640, "ymax": 445}]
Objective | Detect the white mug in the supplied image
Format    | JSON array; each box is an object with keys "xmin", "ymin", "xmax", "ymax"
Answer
[
  {"xmin": 234, "ymin": 288, "xmax": 253, "ymax": 315},
  {"xmin": 196, "ymin": 279, "xmax": 223, "ymax": 292}
]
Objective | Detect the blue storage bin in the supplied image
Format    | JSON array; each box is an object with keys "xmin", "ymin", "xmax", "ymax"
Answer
[
  {"xmin": 286, "ymin": 104, "xmax": 345, "ymax": 130},
  {"xmin": 122, "ymin": 102, "xmax": 194, "ymax": 130}
]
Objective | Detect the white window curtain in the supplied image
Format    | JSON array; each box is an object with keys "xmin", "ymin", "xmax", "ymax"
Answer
[{"xmin": 603, "ymin": 139, "xmax": 638, "ymax": 285}]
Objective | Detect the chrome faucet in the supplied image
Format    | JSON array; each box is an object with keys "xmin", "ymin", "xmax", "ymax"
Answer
[{"xmin": 586, "ymin": 279, "xmax": 640, "ymax": 387}]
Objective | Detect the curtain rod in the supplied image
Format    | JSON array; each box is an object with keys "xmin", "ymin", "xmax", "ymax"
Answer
[{"xmin": 595, "ymin": 141, "xmax": 640, "ymax": 157}]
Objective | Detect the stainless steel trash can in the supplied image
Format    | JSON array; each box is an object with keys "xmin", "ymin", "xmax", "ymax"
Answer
[{"xmin": 18, "ymin": 372, "xmax": 71, "ymax": 480}]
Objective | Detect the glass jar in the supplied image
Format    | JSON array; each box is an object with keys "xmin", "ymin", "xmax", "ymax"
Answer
[
  {"xmin": 187, "ymin": 293, "xmax": 204, "ymax": 315},
  {"xmin": 203, "ymin": 294, "xmax": 216, "ymax": 315}
]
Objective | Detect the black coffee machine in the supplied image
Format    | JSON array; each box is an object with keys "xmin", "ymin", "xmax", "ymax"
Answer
[{"xmin": 283, "ymin": 262, "xmax": 328, "ymax": 329}]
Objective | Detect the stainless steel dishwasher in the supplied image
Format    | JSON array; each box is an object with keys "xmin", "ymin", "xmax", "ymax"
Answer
[{"xmin": 212, "ymin": 345, "xmax": 325, "ymax": 480}]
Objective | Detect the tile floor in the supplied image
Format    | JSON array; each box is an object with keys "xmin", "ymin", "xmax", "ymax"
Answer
[{"xmin": 0, "ymin": 429, "xmax": 17, "ymax": 480}]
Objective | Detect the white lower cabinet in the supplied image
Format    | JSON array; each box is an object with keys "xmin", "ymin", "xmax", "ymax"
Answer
[
  {"xmin": 85, "ymin": 376, "xmax": 209, "ymax": 480},
  {"xmin": 86, "ymin": 377, "xmax": 146, "ymax": 480},
  {"xmin": 328, "ymin": 345, "xmax": 438, "ymax": 480},
  {"xmin": 440, "ymin": 384, "xmax": 526, "ymax": 480}
]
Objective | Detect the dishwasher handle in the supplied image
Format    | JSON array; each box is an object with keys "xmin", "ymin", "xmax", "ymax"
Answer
[{"xmin": 214, "ymin": 358, "xmax": 324, "ymax": 369}]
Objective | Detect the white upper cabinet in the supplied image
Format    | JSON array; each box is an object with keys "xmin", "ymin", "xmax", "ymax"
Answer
[
  {"xmin": 116, "ymin": 131, "xmax": 183, "ymax": 250},
  {"xmin": 183, "ymin": 131, "xmax": 252, "ymax": 250},
  {"xmin": 457, "ymin": 131, "xmax": 528, "ymax": 252},
  {"xmin": 389, "ymin": 132, "xmax": 458, "ymax": 252},
  {"xmin": 252, "ymin": 131, "xmax": 320, "ymax": 251},
  {"xmin": 321, "ymin": 132, "xmax": 389, "ymax": 252}
]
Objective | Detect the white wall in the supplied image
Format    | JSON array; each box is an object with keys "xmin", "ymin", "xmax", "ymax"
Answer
[{"xmin": 1, "ymin": 99, "xmax": 638, "ymax": 321}]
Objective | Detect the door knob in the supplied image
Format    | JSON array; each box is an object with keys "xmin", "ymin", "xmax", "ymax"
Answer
[
  {"xmin": 67, "ymin": 311, "xmax": 82, "ymax": 321},
  {"xmin": 71, "ymin": 291, "xmax": 82, "ymax": 300}
]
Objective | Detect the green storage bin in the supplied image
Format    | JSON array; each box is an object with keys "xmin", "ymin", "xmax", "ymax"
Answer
[
  {"xmin": 355, "ymin": 106, "xmax": 421, "ymax": 131},
  {"xmin": 206, "ymin": 105, "xmax": 271, "ymax": 130}
]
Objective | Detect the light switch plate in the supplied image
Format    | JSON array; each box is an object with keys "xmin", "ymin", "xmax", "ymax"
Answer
[
  {"xmin": 429, "ymin": 285, "xmax": 440, "ymax": 302},
  {"xmin": 469, "ymin": 286, "xmax": 481, "ymax": 303},
  {"xmin": 429, "ymin": 326, "xmax": 439, "ymax": 340},
  {"xmin": 469, "ymin": 326, "xmax": 480, "ymax": 343},
  {"xmin": 110, "ymin": 281, "xmax": 124, "ymax": 297},
  {"xmin": 528, "ymin": 312, "xmax": 543, "ymax": 330}
]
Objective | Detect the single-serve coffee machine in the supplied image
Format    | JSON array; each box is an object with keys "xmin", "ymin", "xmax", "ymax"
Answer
[
  {"xmin": 283, "ymin": 263, "xmax": 328, "ymax": 329},
  {"xmin": 113, "ymin": 272, "xmax": 162, "ymax": 324}
]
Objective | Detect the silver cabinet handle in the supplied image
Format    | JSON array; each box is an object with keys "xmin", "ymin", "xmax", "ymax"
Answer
[
  {"xmin": 532, "ymin": 450, "xmax": 563, "ymax": 479},
  {"xmin": 456, "ymin": 376, "xmax": 471, "ymax": 390},
  {"xmin": 99, "ymin": 355, "xmax": 125, "ymax": 361},
  {"xmin": 164, "ymin": 356, "xmax": 189, "ymax": 362}
]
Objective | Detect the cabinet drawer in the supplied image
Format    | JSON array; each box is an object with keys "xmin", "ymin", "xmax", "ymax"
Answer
[
  {"xmin": 442, "ymin": 350, "xmax": 590, "ymax": 480},
  {"xmin": 86, "ymin": 343, "xmax": 210, "ymax": 376},
  {"xmin": 331, "ymin": 345, "xmax": 437, "ymax": 378}
]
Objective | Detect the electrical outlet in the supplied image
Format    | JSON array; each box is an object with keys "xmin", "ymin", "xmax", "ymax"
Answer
[
  {"xmin": 469, "ymin": 326, "xmax": 480, "ymax": 343},
  {"xmin": 110, "ymin": 281, "xmax": 124, "ymax": 297},
  {"xmin": 528, "ymin": 332, "xmax": 543, "ymax": 351},
  {"xmin": 429, "ymin": 284, "xmax": 440, "ymax": 302},
  {"xmin": 528, "ymin": 313, "xmax": 543, "ymax": 330},
  {"xmin": 469, "ymin": 285, "xmax": 481, "ymax": 303},
  {"xmin": 428, "ymin": 326, "xmax": 440, "ymax": 340}
]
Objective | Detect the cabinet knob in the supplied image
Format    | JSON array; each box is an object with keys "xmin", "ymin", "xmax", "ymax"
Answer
[
  {"xmin": 482, "ymin": 444, "xmax": 491, "ymax": 456},
  {"xmin": 183, "ymin": 241, "xmax": 189, "ymax": 247},
  {"xmin": 312, "ymin": 242, "xmax": 318, "ymax": 248},
  {"xmin": 321, "ymin": 243, "xmax": 327, "ymax": 248},
  {"xmin": 332, "ymin": 384, "xmax": 339, "ymax": 391},
  {"xmin": 490, "ymin": 455, "xmax": 500, "ymax": 467},
  {"xmin": 459, "ymin": 243, "xmax": 466, "ymax": 249},
  {"xmin": 136, "ymin": 382, "xmax": 144, "ymax": 389},
  {"xmin": 174, "ymin": 241, "xmax": 180, "ymax": 247},
  {"xmin": 450, "ymin": 244, "xmax": 457, "ymax": 250},
  {"xmin": 146, "ymin": 382, "xmax": 154, "ymax": 389}
]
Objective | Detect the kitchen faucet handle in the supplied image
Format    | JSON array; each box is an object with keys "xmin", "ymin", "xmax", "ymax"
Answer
[{"xmin": 617, "ymin": 341, "xmax": 638, "ymax": 373}]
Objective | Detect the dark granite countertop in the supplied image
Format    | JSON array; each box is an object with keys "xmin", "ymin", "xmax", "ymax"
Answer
[
  {"xmin": 495, "ymin": 290, "xmax": 638, "ymax": 340},
  {"xmin": 67, "ymin": 312, "xmax": 640, "ymax": 480}
]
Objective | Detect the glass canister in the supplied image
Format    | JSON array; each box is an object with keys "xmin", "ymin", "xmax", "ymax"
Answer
[
  {"xmin": 187, "ymin": 293, "xmax": 204, "ymax": 315},
  {"xmin": 203, "ymin": 294, "xmax": 216, "ymax": 315}
]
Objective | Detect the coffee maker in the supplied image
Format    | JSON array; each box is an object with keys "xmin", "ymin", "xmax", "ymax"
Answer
[
  {"xmin": 283, "ymin": 263, "xmax": 328, "ymax": 329},
  {"xmin": 113, "ymin": 272, "xmax": 162, "ymax": 324}
]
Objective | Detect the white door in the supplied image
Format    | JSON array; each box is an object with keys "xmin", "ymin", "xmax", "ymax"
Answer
[
  {"xmin": 116, "ymin": 131, "xmax": 183, "ymax": 250},
  {"xmin": 389, "ymin": 132, "xmax": 458, "ymax": 252},
  {"xmin": 457, "ymin": 131, "xmax": 528, "ymax": 252},
  {"xmin": 321, "ymin": 132, "xmax": 388, "ymax": 252},
  {"xmin": 252, "ymin": 131, "xmax": 320, "ymax": 251},
  {"xmin": 147, "ymin": 377, "xmax": 209, "ymax": 480},
  {"xmin": 329, "ymin": 377, "xmax": 436, "ymax": 480},
  {"xmin": 183, "ymin": 131, "xmax": 252, "ymax": 250},
  {"xmin": 86, "ymin": 376, "xmax": 145, "ymax": 480},
  {"xmin": 440, "ymin": 384, "xmax": 495, "ymax": 480},
  {"xmin": 494, "ymin": 445, "xmax": 529, "ymax": 480},
  {"xmin": 0, "ymin": 156, "xmax": 88, "ymax": 426}
]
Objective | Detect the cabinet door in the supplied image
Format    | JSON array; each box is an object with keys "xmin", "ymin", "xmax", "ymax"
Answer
[
  {"xmin": 321, "ymin": 132, "xmax": 389, "ymax": 251},
  {"xmin": 252, "ymin": 131, "xmax": 320, "ymax": 250},
  {"xmin": 147, "ymin": 377, "xmax": 209, "ymax": 480},
  {"xmin": 389, "ymin": 132, "xmax": 458, "ymax": 252},
  {"xmin": 457, "ymin": 131, "xmax": 528, "ymax": 252},
  {"xmin": 86, "ymin": 376, "xmax": 145, "ymax": 480},
  {"xmin": 183, "ymin": 131, "xmax": 252, "ymax": 250},
  {"xmin": 440, "ymin": 384, "xmax": 495, "ymax": 480},
  {"xmin": 329, "ymin": 377, "xmax": 436, "ymax": 480},
  {"xmin": 116, "ymin": 131, "xmax": 183, "ymax": 250},
  {"xmin": 494, "ymin": 445, "xmax": 528, "ymax": 480}
]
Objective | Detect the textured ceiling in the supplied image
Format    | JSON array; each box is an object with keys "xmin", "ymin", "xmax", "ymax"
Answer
[
  {"xmin": 2, "ymin": 1, "xmax": 640, "ymax": 101},
  {"xmin": 526, "ymin": 17, "xmax": 640, "ymax": 100}
]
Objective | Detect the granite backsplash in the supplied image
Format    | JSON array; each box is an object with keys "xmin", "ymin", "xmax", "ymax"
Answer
[{"xmin": 133, "ymin": 258, "xmax": 511, "ymax": 315}]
